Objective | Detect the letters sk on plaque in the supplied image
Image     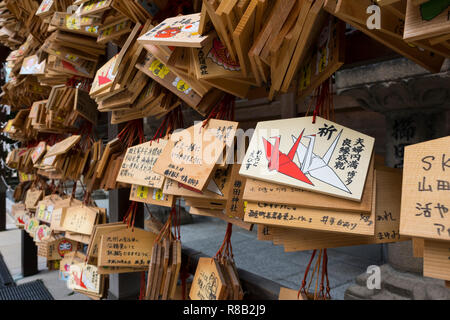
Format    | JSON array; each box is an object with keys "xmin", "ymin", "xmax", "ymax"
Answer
[{"xmin": 400, "ymin": 136, "xmax": 450, "ymax": 241}]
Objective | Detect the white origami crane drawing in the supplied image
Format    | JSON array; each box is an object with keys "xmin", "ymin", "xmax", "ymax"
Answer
[
  {"xmin": 291, "ymin": 130, "xmax": 351, "ymax": 193},
  {"xmin": 206, "ymin": 178, "xmax": 224, "ymax": 196}
]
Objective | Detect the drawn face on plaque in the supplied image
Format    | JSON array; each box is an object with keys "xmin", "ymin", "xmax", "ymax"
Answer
[
  {"xmin": 155, "ymin": 26, "xmax": 181, "ymax": 38},
  {"xmin": 207, "ymin": 38, "xmax": 240, "ymax": 71}
]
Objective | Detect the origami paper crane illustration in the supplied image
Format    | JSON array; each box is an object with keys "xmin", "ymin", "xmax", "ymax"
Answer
[
  {"xmin": 262, "ymin": 130, "xmax": 313, "ymax": 185},
  {"xmin": 291, "ymin": 130, "xmax": 351, "ymax": 193},
  {"xmin": 73, "ymin": 272, "xmax": 88, "ymax": 289},
  {"xmin": 206, "ymin": 178, "xmax": 224, "ymax": 196}
]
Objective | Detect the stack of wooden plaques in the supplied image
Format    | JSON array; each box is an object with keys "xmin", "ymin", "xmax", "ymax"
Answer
[
  {"xmin": 254, "ymin": 167, "xmax": 409, "ymax": 252},
  {"xmin": 95, "ymin": 226, "xmax": 158, "ymax": 275},
  {"xmin": 3, "ymin": 110, "xmax": 38, "ymax": 142},
  {"xmin": 145, "ymin": 238, "xmax": 182, "ymax": 300},
  {"xmin": 176, "ymin": 1, "xmax": 340, "ymax": 100},
  {"xmin": 59, "ymin": 204, "xmax": 107, "ymax": 245},
  {"xmin": 1, "ymin": 76, "xmax": 51, "ymax": 112},
  {"xmin": 400, "ymin": 136, "xmax": 450, "ymax": 285},
  {"xmin": 190, "ymin": 225, "xmax": 243, "ymax": 300},
  {"xmin": 324, "ymin": 0, "xmax": 449, "ymax": 73},
  {"xmin": 62, "ymin": 251, "xmax": 108, "ymax": 300},
  {"xmin": 24, "ymin": 187, "xmax": 44, "ymax": 212},
  {"xmin": 144, "ymin": 207, "xmax": 182, "ymax": 300},
  {"xmin": 1, "ymin": 0, "xmax": 48, "ymax": 44},
  {"xmin": 115, "ymin": 138, "xmax": 175, "ymax": 208},
  {"xmin": 37, "ymin": 135, "xmax": 90, "ymax": 180},
  {"xmin": 83, "ymin": 140, "xmax": 103, "ymax": 192},
  {"xmin": 93, "ymin": 138, "xmax": 124, "ymax": 191},
  {"xmin": 40, "ymin": 31, "xmax": 105, "ymax": 85},
  {"xmin": 237, "ymin": 116, "xmax": 408, "ymax": 251},
  {"xmin": 0, "ymin": 2, "xmax": 28, "ymax": 48}
]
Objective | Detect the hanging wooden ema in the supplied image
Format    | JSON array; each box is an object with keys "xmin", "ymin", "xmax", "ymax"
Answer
[
  {"xmin": 125, "ymin": 107, "xmax": 183, "ymax": 208},
  {"xmin": 86, "ymin": 222, "xmax": 128, "ymax": 265},
  {"xmin": 189, "ymin": 223, "xmax": 243, "ymax": 300},
  {"xmin": 62, "ymin": 205, "xmax": 98, "ymax": 235},
  {"xmin": 145, "ymin": 204, "xmax": 182, "ymax": 300},
  {"xmin": 80, "ymin": 0, "xmax": 113, "ymax": 16},
  {"xmin": 242, "ymin": 155, "xmax": 374, "ymax": 214},
  {"xmin": 67, "ymin": 263, "xmax": 103, "ymax": 296},
  {"xmin": 20, "ymin": 55, "xmax": 46, "ymax": 75},
  {"xmin": 240, "ymin": 116, "xmax": 375, "ymax": 201},
  {"xmin": 136, "ymin": 53, "xmax": 203, "ymax": 108},
  {"xmin": 89, "ymin": 54, "xmax": 119, "ymax": 96},
  {"xmin": 98, "ymin": 227, "xmax": 158, "ymax": 268},
  {"xmin": 423, "ymin": 239, "xmax": 450, "ymax": 282},
  {"xmin": 44, "ymin": 237, "xmax": 80, "ymax": 260},
  {"xmin": 264, "ymin": 168, "xmax": 407, "ymax": 252},
  {"xmin": 404, "ymin": 0, "xmax": 450, "ymax": 41},
  {"xmin": 44, "ymin": 135, "xmax": 81, "ymax": 158},
  {"xmin": 116, "ymin": 139, "xmax": 168, "ymax": 188},
  {"xmin": 324, "ymin": 0, "xmax": 445, "ymax": 73},
  {"xmin": 153, "ymin": 121, "xmax": 238, "ymax": 192},
  {"xmin": 130, "ymin": 184, "xmax": 175, "ymax": 208},
  {"xmin": 31, "ymin": 141, "xmax": 46, "ymax": 164},
  {"xmin": 400, "ymin": 136, "xmax": 450, "ymax": 241},
  {"xmin": 243, "ymin": 197, "xmax": 375, "ymax": 236},
  {"xmin": 162, "ymin": 165, "xmax": 233, "ymax": 202},
  {"xmin": 191, "ymin": 31, "xmax": 242, "ymax": 80},
  {"xmin": 137, "ymin": 13, "xmax": 210, "ymax": 47},
  {"xmin": 190, "ymin": 257, "xmax": 227, "ymax": 300},
  {"xmin": 297, "ymin": 17, "xmax": 345, "ymax": 100}
]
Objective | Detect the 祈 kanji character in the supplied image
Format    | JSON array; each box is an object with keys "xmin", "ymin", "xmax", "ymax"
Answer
[{"xmin": 317, "ymin": 124, "xmax": 338, "ymax": 140}]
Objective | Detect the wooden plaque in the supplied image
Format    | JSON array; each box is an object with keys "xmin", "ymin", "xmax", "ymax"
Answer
[
  {"xmin": 62, "ymin": 205, "xmax": 98, "ymax": 235},
  {"xmin": 153, "ymin": 119, "xmax": 238, "ymax": 191},
  {"xmin": 240, "ymin": 116, "xmax": 375, "ymax": 201},
  {"xmin": 129, "ymin": 184, "xmax": 175, "ymax": 208},
  {"xmin": 192, "ymin": 33, "xmax": 242, "ymax": 79},
  {"xmin": 138, "ymin": 13, "xmax": 209, "ymax": 48},
  {"xmin": 400, "ymin": 136, "xmax": 450, "ymax": 241},
  {"xmin": 189, "ymin": 257, "xmax": 227, "ymax": 300},
  {"xmin": 116, "ymin": 139, "xmax": 168, "ymax": 188},
  {"xmin": 98, "ymin": 227, "xmax": 157, "ymax": 267},
  {"xmin": 243, "ymin": 158, "xmax": 373, "ymax": 213},
  {"xmin": 404, "ymin": 0, "xmax": 450, "ymax": 41},
  {"xmin": 423, "ymin": 239, "xmax": 450, "ymax": 281}
]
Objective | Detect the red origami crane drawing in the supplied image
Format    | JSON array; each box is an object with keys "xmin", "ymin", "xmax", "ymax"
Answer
[
  {"xmin": 262, "ymin": 130, "xmax": 313, "ymax": 185},
  {"xmin": 73, "ymin": 271, "xmax": 88, "ymax": 290},
  {"xmin": 98, "ymin": 71, "xmax": 112, "ymax": 86}
]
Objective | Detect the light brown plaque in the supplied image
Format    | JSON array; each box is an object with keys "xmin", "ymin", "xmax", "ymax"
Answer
[
  {"xmin": 240, "ymin": 116, "xmax": 375, "ymax": 201},
  {"xmin": 400, "ymin": 136, "xmax": 450, "ymax": 241},
  {"xmin": 189, "ymin": 257, "xmax": 227, "ymax": 300},
  {"xmin": 98, "ymin": 227, "xmax": 157, "ymax": 267},
  {"xmin": 116, "ymin": 139, "xmax": 168, "ymax": 188},
  {"xmin": 153, "ymin": 119, "xmax": 238, "ymax": 191}
]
